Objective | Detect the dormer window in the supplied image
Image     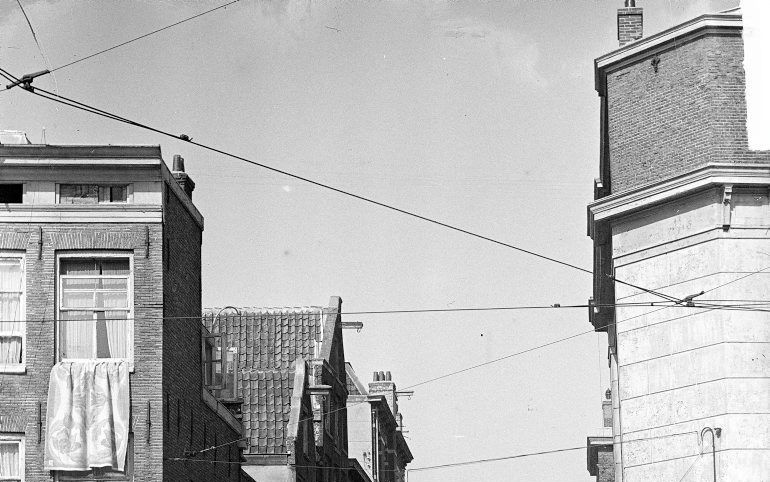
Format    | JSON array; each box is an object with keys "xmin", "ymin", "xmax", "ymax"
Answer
[{"xmin": 58, "ymin": 184, "xmax": 129, "ymax": 204}]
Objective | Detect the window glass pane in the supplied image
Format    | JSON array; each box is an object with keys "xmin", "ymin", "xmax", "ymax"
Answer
[
  {"xmin": 61, "ymin": 290, "xmax": 95, "ymax": 309},
  {"xmin": 0, "ymin": 335, "xmax": 23, "ymax": 364},
  {"xmin": 100, "ymin": 260, "xmax": 129, "ymax": 276},
  {"xmin": 60, "ymin": 185, "xmax": 99, "ymax": 204},
  {"xmin": 0, "ymin": 293, "xmax": 21, "ymax": 324},
  {"xmin": 0, "ymin": 259, "xmax": 22, "ymax": 292},
  {"xmin": 60, "ymin": 311, "xmax": 94, "ymax": 359},
  {"xmin": 95, "ymin": 292, "xmax": 128, "ymax": 309},
  {"xmin": 0, "ymin": 184, "xmax": 23, "ymax": 204},
  {"xmin": 99, "ymin": 278, "xmax": 127, "ymax": 290},
  {"xmin": 97, "ymin": 311, "xmax": 128, "ymax": 359},
  {"xmin": 0, "ymin": 441, "xmax": 20, "ymax": 477},
  {"xmin": 61, "ymin": 259, "xmax": 98, "ymax": 276},
  {"xmin": 110, "ymin": 186, "xmax": 127, "ymax": 203},
  {"xmin": 62, "ymin": 278, "xmax": 99, "ymax": 291}
]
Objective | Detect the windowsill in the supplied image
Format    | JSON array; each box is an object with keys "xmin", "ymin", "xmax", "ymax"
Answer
[{"xmin": 0, "ymin": 364, "xmax": 26, "ymax": 374}]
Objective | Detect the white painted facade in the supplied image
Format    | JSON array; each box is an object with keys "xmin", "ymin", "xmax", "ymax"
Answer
[{"xmin": 590, "ymin": 164, "xmax": 770, "ymax": 480}]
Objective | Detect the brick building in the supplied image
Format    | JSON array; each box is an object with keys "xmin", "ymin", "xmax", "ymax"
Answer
[
  {"xmin": 203, "ymin": 298, "xmax": 350, "ymax": 481},
  {"xmin": 345, "ymin": 366, "xmax": 412, "ymax": 482},
  {"xmin": 588, "ymin": 4, "xmax": 770, "ymax": 481},
  {"xmin": 0, "ymin": 136, "xmax": 243, "ymax": 481}
]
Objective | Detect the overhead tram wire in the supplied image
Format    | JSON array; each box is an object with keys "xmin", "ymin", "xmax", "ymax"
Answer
[
  {"xmin": 0, "ymin": 0, "xmax": 241, "ymax": 93},
  {"xmin": 3, "ymin": 300, "xmax": 690, "ymax": 324},
  {"xmin": 1, "ymin": 71, "xmax": 655, "ymax": 293},
  {"xmin": 168, "ymin": 429, "xmax": 700, "ymax": 470}
]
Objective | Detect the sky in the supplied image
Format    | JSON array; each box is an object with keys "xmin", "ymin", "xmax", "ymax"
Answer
[{"xmin": 0, "ymin": 1, "xmax": 741, "ymax": 480}]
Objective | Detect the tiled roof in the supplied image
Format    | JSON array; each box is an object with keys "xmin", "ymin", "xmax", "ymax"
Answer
[
  {"xmin": 241, "ymin": 367, "xmax": 299, "ymax": 454},
  {"xmin": 203, "ymin": 307, "xmax": 324, "ymax": 370},
  {"xmin": 203, "ymin": 307, "xmax": 325, "ymax": 455}
]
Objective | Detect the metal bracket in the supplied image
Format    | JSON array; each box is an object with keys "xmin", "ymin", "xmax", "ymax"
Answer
[
  {"xmin": 722, "ymin": 185, "xmax": 733, "ymax": 230},
  {"xmin": 146, "ymin": 400, "xmax": 152, "ymax": 443},
  {"xmin": 145, "ymin": 226, "xmax": 151, "ymax": 258},
  {"xmin": 4, "ymin": 69, "xmax": 49, "ymax": 92}
]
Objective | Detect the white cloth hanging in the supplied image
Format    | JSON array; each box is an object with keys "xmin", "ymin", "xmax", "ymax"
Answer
[{"xmin": 44, "ymin": 361, "xmax": 130, "ymax": 471}]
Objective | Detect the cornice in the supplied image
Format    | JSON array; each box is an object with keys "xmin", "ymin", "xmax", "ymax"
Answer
[
  {"xmin": 588, "ymin": 163, "xmax": 770, "ymax": 237},
  {"xmin": 594, "ymin": 13, "xmax": 742, "ymax": 93}
]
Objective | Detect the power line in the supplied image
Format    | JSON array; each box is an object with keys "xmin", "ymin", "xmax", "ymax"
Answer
[
  {"xmin": 0, "ymin": 74, "xmax": 594, "ymax": 277},
  {"xmin": 2, "ymin": 0, "xmax": 241, "ymax": 93},
  {"xmin": 7, "ymin": 300, "xmax": 770, "ymax": 325},
  {"xmin": 1, "ymin": 300, "xmax": 688, "ymax": 324},
  {"xmin": 1, "ymin": 67, "xmax": 691, "ymax": 309}
]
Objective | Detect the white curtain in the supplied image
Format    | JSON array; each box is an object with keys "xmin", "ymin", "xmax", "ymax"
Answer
[
  {"xmin": 0, "ymin": 258, "xmax": 23, "ymax": 364},
  {"xmin": 61, "ymin": 311, "xmax": 93, "ymax": 359},
  {"xmin": 104, "ymin": 312, "xmax": 127, "ymax": 359},
  {"xmin": 0, "ymin": 442, "xmax": 20, "ymax": 477},
  {"xmin": 45, "ymin": 361, "xmax": 130, "ymax": 471}
]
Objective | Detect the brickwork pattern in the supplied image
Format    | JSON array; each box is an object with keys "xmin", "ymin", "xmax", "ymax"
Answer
[
  {"xmin": 597, "ymin": 448, "xmax": 614, "ymax": 482},
  {"xmin": 161, "ymin": 183, "xmax": 240, "ymax": 482},
  {"xmin": 607, "ymin": 34, "xmax": 770, "ymax": 194},
  {"xmin": 0, "ymin": 222, "xmax": 164, "ymax": 481}
]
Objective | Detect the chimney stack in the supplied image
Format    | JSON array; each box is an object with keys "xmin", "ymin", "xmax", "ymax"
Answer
[
  {"xmin": 618, "ymin": 0, "xmax": 643, "ymax": 47},
  {"xmin": 369, "ymin": 369, "xmax": 398, "ymax": 417},
  {"xmin": 171, "ymin": 154, "xmax": 195, "ymax": 200}
]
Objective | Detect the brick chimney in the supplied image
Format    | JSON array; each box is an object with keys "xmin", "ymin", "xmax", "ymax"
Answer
[
  {"xmin": 171, "ymin": 154, "xmax": 195, "ymax": 200},
  {"xmin": 618, "ymin": 0, "xmax": 643, "ymax": 47},
  {"xmin": 369, "ymin": 370, "xmax": 398, "ymax": 417}
]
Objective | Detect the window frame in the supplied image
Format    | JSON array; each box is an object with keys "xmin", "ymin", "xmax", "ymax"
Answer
[
  {"xmin": 55, "ymin": 252, "xmax": 134, "ymax": 365},
  {"xmin": 0, "ymin": 252, "xmax": 26, "ymax": 374},
  {"xmin": 55, "ymin": 184, "xmax": 133, "ymax": 205},
  {"xmin": 0, "ymin": 434, "xmax": 25, "ymax": 482}
]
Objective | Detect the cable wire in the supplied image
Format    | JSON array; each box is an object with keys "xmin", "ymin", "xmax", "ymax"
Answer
[
  {"xmin": 1, "ymin": 0, "xmax": 241, "ymax": 94},
  {"xmin": 1, "ymin": 75, "xmax": 594, "ymax": 276}
]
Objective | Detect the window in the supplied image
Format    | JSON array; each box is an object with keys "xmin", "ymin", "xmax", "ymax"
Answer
[
  {"xmin": 202, "ymin": 329, "xmax": 223, "ymax": 390},
  {"xmin": 0, "ymin": 254, "xmax": 25, "ymax": 372},
  {"xmin": 0, "ymin": 185, "xmax": 23, "ymax": 204},
  {"xmin": 0, "ymin": 434, "xmax": 24, "ymax": 482},
  {"xmin": 57, "ymin": 256, "xmax": 132, "ymax": 361},
  {"xmin": 59, "ymin": 185, "xmax": 128, "ymax": 204},
  {"xmin": 56, "ymin": 434, "xmax": 133, "ymax": 482}
]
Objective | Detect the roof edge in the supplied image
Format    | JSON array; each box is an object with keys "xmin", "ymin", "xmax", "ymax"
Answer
[
  {"xmin": 285, "ymin": 358, "xmax": 308, "ymax": 446},
  {"xmin": 594, "ymin": 12, "xmax": 742, "ymax": 93}
]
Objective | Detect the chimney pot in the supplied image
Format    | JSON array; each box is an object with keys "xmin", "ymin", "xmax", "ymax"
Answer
[
  {"xmin": 624, "ymin": 0, "xmax": 635, "ymax": 7},
  {"xmin": 373, "ymin": 371, "xmax": 379, "ymax": 381},
  {"xmin": 378, "ymin": 371, "xmax": 385, "ymax": 381},
  {"xmin": 385, "ymin": 371, "xmax": 392, "ymax": 381},
  {"xmin": 173, "ymin": 154, "xmax": 185, "ymax": 172}
]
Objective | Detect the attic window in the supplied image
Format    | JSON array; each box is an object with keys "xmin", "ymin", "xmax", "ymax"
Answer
[
  {"xmin": 0, "ymin": 184, "xmax": 23, "ymax": 203},
  {"xmin": 59, "ymin": 185, "xmax": 128, "ymax": 204}
]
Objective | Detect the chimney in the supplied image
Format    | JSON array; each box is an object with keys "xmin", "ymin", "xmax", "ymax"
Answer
[
  {"xmin": 618, "ymin": 0, "xmax": 643, "ymax": 47},
  {"xmin": 171, "ymin": 154, "xmax": 195, "ymax": 200},
  {"xmin": 370, "ymin": 370, "xmax": 398, "ymax": 417}
]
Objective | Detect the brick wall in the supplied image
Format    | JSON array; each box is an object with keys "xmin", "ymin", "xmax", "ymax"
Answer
[
  {"xmin": 161, "ymin": 182, "xmax": 241, "ymax": 481},
  {"xmin": 597, "ymin": 447, "xmax": 614, "ymax": 482},
  {"xmin": 0, "ymin": 222, "xmax": 164, "ymax": 481},
  {"xmin": 606, "ymin": 33, "xmax": 770, "ymax": 194}
]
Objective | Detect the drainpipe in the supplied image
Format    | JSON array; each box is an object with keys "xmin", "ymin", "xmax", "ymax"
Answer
[{"xmin": 700, "ymin": 427, "xmax": 721, "ymax": 482}]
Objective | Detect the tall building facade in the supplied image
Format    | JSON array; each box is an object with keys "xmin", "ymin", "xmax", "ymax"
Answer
[
  {"xmin": 588, "ymin": 5, "xmax": 770, "ymax": 481},
  {"xmin": 0, "ymin": 137, "xmax": 242, "ymax": 481}
]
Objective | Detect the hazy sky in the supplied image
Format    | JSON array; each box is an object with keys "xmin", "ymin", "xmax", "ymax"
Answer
[{"xmin": 0, "ymin": 1, "xmax": 739, "ymax": 480}]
